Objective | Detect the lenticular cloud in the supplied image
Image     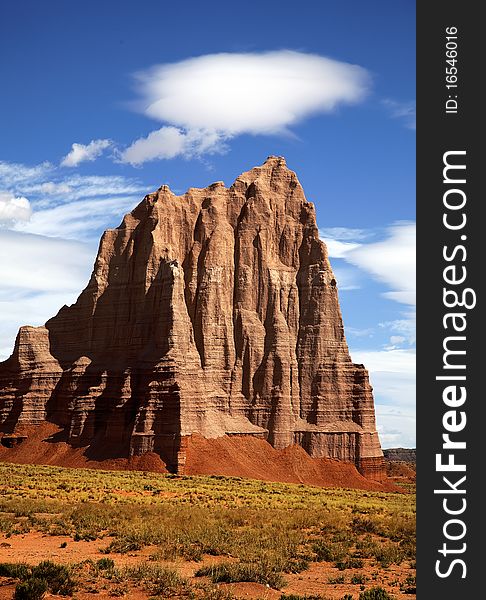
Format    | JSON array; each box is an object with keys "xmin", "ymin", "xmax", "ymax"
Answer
[
  {"xmin": 120, "ymin": 50, "xmax": 370, "ymax": 164},
  {"xmin": 137, "ymin": 50, "xmax": 370, "ymax": 134}
]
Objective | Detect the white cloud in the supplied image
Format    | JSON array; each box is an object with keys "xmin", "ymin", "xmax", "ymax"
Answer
[
  {"xmin": 324, "ymin": 238, "xmax": 361, "ymax": 258},
  {"xmin": 353, "ymin": 348, "xmax": 415, "ymax": 378},
  {"xmin": 0, "ymin": 230, "xmax": 95, "ymax": 361},
  {"xmin": 352, "ymin": 348, "xmax": 416, "ymax": 447},
  {"xmin": 121, "ymin": 50, "xmax": 370, "ymax": 164},
  {"xmin": 383, "ymin": 99, "xmax": 416, "ymax": 130},
  {"xmin": 0, "ymin": 192, "xmax": 32, "ymax": 224},
  {"xmin": 380, "ymin": 314, "xmax": 416, "ymax": 345},
  {"xmin": 138, "ymin": 51, "xmax": 370, "ymax": 132},
  {"xmin": 61, "ymin": 139, "xmax": 113, "ymax": 167},
  {"xmin": 0, "ymin": 230, "xmax": 94, "ymax": 293},
  {"xmin": 345, "ymin": 222, "xmax": 416, "ymax": 306},
  {"xmin": 375, "ymin": 406, "xmax": 416, "ymax": 448},
  {"xmin": 120, "ymin": 126, "xmax": 188, "ymax": 165},
  {"xmin": 321, "ymin": 222, "xmax": 416, "ymax": 309},
  {"xmin": 120, "ymin": 127, "xmax": 231, "ymax": 166}
]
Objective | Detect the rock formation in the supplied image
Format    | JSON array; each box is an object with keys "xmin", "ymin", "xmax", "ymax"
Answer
[{"xmin": 0, "ymin": 157, "xmax": 384, "ymax": 479}]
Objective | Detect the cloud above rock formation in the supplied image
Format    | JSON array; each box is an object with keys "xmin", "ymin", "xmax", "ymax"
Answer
[{"xmin": 119, "ymin": 50, "xmax": 370, "ymax": 164}]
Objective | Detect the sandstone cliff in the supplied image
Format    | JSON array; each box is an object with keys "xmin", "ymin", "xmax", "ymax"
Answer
[{"xmin": 0, "ymin": 157, "xmax": 384, "ymax": 479}]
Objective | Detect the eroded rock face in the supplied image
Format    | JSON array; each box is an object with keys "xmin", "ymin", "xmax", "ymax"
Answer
[{"xmin": 0, "ymin": 157, "xmax": 384, "ymax": 477}]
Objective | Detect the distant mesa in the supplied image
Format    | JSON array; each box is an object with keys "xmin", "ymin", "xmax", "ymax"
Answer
[
  {"xmin": 0, "ymin": 156, "xmax": 386, "ymax": 485},
  {"xmin": 383, "ymin": 448, "xmax": 416, "ymax": 463}
]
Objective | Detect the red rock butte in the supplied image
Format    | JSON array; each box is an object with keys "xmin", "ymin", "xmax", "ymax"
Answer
[{"xmin": 0, "ymin": 157, "xmax": 385, "ymax": 482}]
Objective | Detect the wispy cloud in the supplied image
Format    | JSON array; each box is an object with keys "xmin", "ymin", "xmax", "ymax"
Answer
[
  {"xmin": 320, "ymin": 227, "xmax": 373, "ymax": 242},
  {"xmin": 1, "ymin": 156, "xmax": 144, "ymax": 198},
  {"xmin": 119, "ymin": 50, "xmax": 370, "ymax": 164},
  {"xmin": 329, "ymin": 221, "xmax": 416, "ymax": 351},
  {"xmin": 380, "ymin": 314, "xmax": 416, "ymax": 345},
  {"xmin": 327, "ymin": 223, "xmax": 416, "ymax": 446},
  {"xmin": 15, "ymin": 195, "xmax": 141, "ymax": 240},
  {"xmin": 331, "ymin": 266, "xmax": 362, "ymax": 291},
  {"xmin": 345, "ymin": 222, "xmax": 416, "ymax": 307},
  {"xmin": 346, "ymin": 326, "xmax": 374, "ymax": 338},
  {"xmin": 23, "ymin": 175, "xmax": 146, "ymax": 206},
  {"xmin": 382, "ymin": 99, "xmax": 416, "ymax": 130},
  {"xmin": 323, "ymin": 238, "xmax": 361, "ymax": 258},
  {"xmin": 0, "ymin": 159, "xmax": 147, "ymax": 240},
  {"xmin": 322, "ymin": 221, "xmax": 416, "ymax": 307},
  {"xmin": 0, "ymin": 160, "xmax": 53, "ymax": 187},
  {"xmin": 61, "ymin": 139, "xmax": 113, "ymax": 167}
]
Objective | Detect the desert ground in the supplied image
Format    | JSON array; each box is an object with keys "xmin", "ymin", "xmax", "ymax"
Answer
[{"xmin": 0, "ymin": 462, "xmax": 415, "ymax": 600}]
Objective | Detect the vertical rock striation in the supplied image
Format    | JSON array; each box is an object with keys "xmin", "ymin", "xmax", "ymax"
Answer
[{"xmin": 0, "ymin": 157, "xmax": 384, "ymax": 478}]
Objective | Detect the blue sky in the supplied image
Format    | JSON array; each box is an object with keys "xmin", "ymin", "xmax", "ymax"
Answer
[{"xmin": 0, "ymin": 0, "xmax": 415, "ymax": 447}]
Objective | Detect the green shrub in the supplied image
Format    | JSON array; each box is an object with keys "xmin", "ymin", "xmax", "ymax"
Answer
[
  {"xmin": 123, "ymin": 564, "xmax": 186, "ymax": 595},
  {"xmin": 196, "ymin": 562, "xmax": 286, "ymax": 589},
  {"xmin": 150, "ymin": 569, "xmax": 187, "ymax": 596},
  {"xmin": 400, "ymin": 574, "xmax": 416, "ymax": 594},
  {"xmin": 101, "ymin": 536, "xmax": 142, "ymax": 554},
  {"xmin": 73, "ymin": 531, "xmax": 97, "ymax": 542},
  {"xmin": 198, "ymin": 585, "xmax": 236, "ymax": 600},
  {"xmin": 354, "ymin": 537, "xmax": 380, "ymax": 559},
  {"xmin": 14, "ymin": 578, "xmax": 48, "ymax": 600},
  {"xmin": 351, "ymin": 517, "xmax": 378, "ymax": 534},
  {"xmin": 280, "ymin": 595, "xmax": 328, "ymax": 600},
  {"xmin": 335, "ymin": 557, "xmax": 364, "ymax": 570},
  {"xmin": 359, "ymin": 588, "xmax": 395, "ymax": 600},
  {"xmin": 0, "ymin": 562, "xmax": 30, "ymax": 579},
  {"xmin": 283, "ymin": 556, "xmax": 310, "ymax": 574},
  {"xmin": 31, "ymin": 561, "xmax": 75, "ymax": 596},
  {"xmin": 96, "ymin": 557, "xmax": 115, "ymax": 570},
  {"xmin": 313, "ymin": 540, "xmax": 349, "ymax": 562},
  {"xmin": 374, "ymin": 543, "xmax": 406, "ymax": 567}
]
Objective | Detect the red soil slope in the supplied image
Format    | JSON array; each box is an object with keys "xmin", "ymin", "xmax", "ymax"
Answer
[
  {"xmin": 0, "ymin": 425, "xmax": 399, "ymax": 492},
  {"xmin": 183, "ymin": 434, "xmax": 398, "ymax": 491},
  {"xmin": 0, "ymin": 424, "xmax": 168, "ymax": 472}
]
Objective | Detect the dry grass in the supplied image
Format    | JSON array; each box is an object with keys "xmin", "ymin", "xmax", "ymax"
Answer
[{"xmin": 0, "ymin": 462, "xmax": 415, "ymax": 598}]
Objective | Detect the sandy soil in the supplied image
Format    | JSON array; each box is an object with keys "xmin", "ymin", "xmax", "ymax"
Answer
[{"xmin": 0, "ymin": 531, "xmax": 415, "ymax": 599}]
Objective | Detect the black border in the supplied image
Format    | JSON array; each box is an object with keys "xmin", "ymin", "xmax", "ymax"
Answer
[{"xmin": 417, "ymin": 2, "xmax": 481, "ymax": 596}]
